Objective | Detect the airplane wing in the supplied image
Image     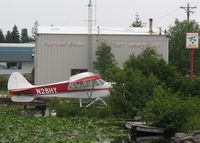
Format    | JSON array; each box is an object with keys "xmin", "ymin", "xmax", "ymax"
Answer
[{"xmin": 72, "ymin": 74, "xmax": 101, "ymax": 83}]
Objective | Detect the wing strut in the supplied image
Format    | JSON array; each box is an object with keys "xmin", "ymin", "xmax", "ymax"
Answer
[
  {"xmin": 89, "ymin": 80, "xmax": 96, "ymax": 98},
  {"xmin": 85, "ymin": 97, "xmax": 107, "ymax": 108}
]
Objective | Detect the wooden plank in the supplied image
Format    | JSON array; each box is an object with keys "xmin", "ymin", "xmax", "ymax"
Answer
[
  {"xmin": 136, "ymin": 125, "xmax": 164, "ymax": 134},
  {"xmin": 125, "ymin": 121, "xmax": 164, "ymax": 135}
]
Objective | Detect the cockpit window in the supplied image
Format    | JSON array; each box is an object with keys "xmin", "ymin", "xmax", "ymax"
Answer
[
  {"xmin": 69, "ymin": 80, "xmax": 97, "ymax": 90},
  {"xmin": 98, "ymin": 79, "xmax": 106, "ymax": 85},
  {"xmin": 95, "ymin": 80, "xmax": 100, "ymax": 86}
]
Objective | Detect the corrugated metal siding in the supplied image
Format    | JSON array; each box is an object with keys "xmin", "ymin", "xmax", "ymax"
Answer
[
  {"xmin": 35, "ymin": 34, "xmax": 89, "ymax": 85},
  {"xmin": 35, "ymin": 33, "xmax": 168, "ymax": 84},
  {"xmin": 95, "ymin": 35, "xmax": 168, "ymax": 67}
]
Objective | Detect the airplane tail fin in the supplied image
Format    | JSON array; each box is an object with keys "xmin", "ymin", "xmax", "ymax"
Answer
[{"xmin": 8, "ymin": 72, "xmax": 33, "ymax": 90}]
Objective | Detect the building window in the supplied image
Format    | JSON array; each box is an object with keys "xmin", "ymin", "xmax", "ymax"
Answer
[
  {"xmin": 0, "ymin": 63, "xmax": 6, "ymax": 69},
  {"xmin": 0, "ymin": 62, "xmax": 22, "ymax": 70},
  {"xmin": 71, "ymin": 69, "xmax": 88, "ymax": 76}
]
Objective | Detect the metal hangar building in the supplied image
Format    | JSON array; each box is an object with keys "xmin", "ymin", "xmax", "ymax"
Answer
[{"xmin": 35, "ymin": 25, "xmax": 169, "ymax": 85}]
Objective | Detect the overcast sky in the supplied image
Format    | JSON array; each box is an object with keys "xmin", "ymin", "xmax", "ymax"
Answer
[{"xmin": 1, "ymin": 0, "xmax": 200, "ymax": 34}]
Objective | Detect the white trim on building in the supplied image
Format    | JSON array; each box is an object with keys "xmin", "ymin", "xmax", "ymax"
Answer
[{"xmin": 38, "ymin": 26, "xmax": 161, "ymax": 35}]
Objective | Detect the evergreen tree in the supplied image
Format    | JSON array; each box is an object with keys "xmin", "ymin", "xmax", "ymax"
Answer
[
  {"xmin": 21, "ymin": 28, "xmax": 30, "ymax": 43},
  {"xmin": 131, "ymin": 13, "xmax": 144, "ymax": 27},
  {"xmin": 5, "ymin": 31, "xmax": 12, "ymax": 43},
  {"xmin": 31, "ymin": 21, "xmax": 38, "ymax": 41},
  {"xmin": 11, "ymin": 25, "xmax": 20, "ymax": 43},
  {"xmin": 93, "ymin": 43, "xmax": 117, "ymax": 79},
  {"xmin": 0, "ymin": 29, "xmax": 4, "ymax": 42}
]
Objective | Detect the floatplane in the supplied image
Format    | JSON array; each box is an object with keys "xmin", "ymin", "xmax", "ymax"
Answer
[{"xmin": 8, "ymin": 72, "xmax": 111, "ymax": 107}]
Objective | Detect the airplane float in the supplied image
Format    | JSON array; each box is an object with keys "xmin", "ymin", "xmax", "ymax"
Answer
[{"xmin": 8, "ymin": 72, "xmax": 111, "ymax": 107}]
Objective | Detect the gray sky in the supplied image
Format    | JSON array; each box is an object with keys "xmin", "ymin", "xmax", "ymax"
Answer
[{"xmin": 1, "ymin": 0, "xmax": 200, "ymax": 34}]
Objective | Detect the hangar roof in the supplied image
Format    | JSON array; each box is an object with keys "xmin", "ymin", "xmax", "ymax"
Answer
[
  {"xmin": 0, "ymin": 43, "xmax": 34, "ymax": 62},
  {"xmin": 38, "ymin": 26, "xmax": 162, "ymax": 35}
]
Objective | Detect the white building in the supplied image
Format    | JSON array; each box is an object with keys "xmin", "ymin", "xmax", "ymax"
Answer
[{"xmin": 35, "ymin": 25, "xmax": 168, "ymax": 85}]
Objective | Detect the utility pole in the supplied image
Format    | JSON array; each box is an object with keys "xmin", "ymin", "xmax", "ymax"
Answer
[
  {"xmin": 180, "ymin": 3, "xmax": 197, "ymax": 80},
  {"xmin": 180, "ymin": 3, "xmax": 197, "ymax": 24}
]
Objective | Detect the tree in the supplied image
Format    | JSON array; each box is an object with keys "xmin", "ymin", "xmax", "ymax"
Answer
[
  {"xmin": 31, "ymin": 21, "xmax": 38, "ymax": 41},
  {"xmin": 21, "ymin": 28, "xmax": 30, "ymax": 43},
  {"xmin": 5, "ymin": 31, "xmax": 12, "ymax": 43},
  {"xmin": 109, "ymin": 69, "xmax": 158, "ymax": 118},
  {"xmin": 11, "ymin": 25, "xmax": 20, "ymax": 43},
  {"xmin": 124, "ymin": 48, "xmax": 181, "ymax": 91},
  {"xmin": 0, "ymin": 29, "xmax": 4, "ymax": 42},
  {"xmin": 131, "ymin": 13, "xmax": 144, "ymax": 27},
  {"xmin": 169, "ymin": 19, "xmax": 200, "ymax": 75},
  {"xmin": 93, "ymin": 43, "xmax": 117, "ymax": 80},
  {"xmin": 109, "ymin": 48, "xmax": 185, "ymax": 118}
]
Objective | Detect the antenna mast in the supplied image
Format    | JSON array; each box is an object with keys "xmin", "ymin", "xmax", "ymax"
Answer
[
  {"xmin": 88, "ymin": 0, "xmax": 92, "ymax": 35},
  {"xmin": 88, "ymin": 0, "xmax": 93, "ymax": 70},
  {"xmin": 94, "ymin": 0, "xmax": 97, "ymax": 26}
]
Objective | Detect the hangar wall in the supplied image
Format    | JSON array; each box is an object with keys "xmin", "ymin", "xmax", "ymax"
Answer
[{"xmin": 35, "ymin": 26, "xmax": 168, "ymax": 85}]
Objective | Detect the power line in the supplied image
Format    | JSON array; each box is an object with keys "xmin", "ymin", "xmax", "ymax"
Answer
[{"xmin": 155, "ymin": 8, "xmax": 180, "ymax": 20}]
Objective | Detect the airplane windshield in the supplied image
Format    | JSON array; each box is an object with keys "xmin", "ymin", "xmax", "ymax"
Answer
[
  {"xmin": 98, "ymin": 79, "xmax": 106, "ymax": 85},
  {"xmin": 69, "ymin": 80, "xmax": 100, "ymax": 90}
]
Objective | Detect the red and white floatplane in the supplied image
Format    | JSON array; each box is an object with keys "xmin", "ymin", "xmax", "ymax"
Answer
[{"xmin": 8, "ymin": 72, "xmax": 111, "ymax": 107}]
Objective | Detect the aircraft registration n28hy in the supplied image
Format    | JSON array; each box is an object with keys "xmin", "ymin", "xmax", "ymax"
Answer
[{"xmin": 8, "ymin": 72, "xmax": 111, "ymax": 107}]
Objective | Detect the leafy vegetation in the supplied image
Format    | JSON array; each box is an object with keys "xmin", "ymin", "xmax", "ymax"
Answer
[
  {"xmin": 140, "ymin": 87, "xmax": 200, "ymax": 132},
  {"xmin": 0, "ymin": 76, "xmax": 9, "ymax": 90},
  {"xmin": 169, "ymin": 19, "xmax": 200, "ymax": 75},
  {"xmin": 46, "ymin": 99, "xmax": 112, "ymax": 118},
  {"xmin": 140, "ymin": 87, "xmax": 189, "ymax": 131},
  {"xmin": 93, "ymin": 42, "xmax": 117, "ymax": 80},
  {"xmin": 108, "ymin": 69, "xmax": 158, "ymax": 118},
  {"xmin": 0, "ymin": 106, "xmax": 127, "ymax": 143},
  {"xmin": 104, "ymin": 47, "xmax": 200, "ymax": 132}
]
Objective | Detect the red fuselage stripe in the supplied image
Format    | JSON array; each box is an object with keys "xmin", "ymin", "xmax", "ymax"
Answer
[{"xmin": 9, "ymin": 81, "xmax": 111, "ymax": 96}]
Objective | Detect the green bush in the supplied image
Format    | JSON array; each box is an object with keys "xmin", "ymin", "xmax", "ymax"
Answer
[
  {"xmin": 181, "ymin": 97, "xmax": 200, "ymax": 132},
  {"xmin": 47, "ymin": 99, "xmax": 84, "ymax": 117},
  {"xmin": 81, "ymin": 106, "xmax": 112, "ymax": 118},
  {"xmin": 140, "ymin": 87, "xmax": 189, "ymax": 131},
  {"xmin": 182, "ymin": 114, "xmax": 200, "ymax": 132},
  {"xmin": 0, "ymin": 76, "xmax": 9, "ymax": 90},
  {"xmin": 46, "ymin": 99, "xmax": 112, "ymax": 118},
  {"xmin": 109, "ymin": 69, "xmax": 158, "ymax": 118}
]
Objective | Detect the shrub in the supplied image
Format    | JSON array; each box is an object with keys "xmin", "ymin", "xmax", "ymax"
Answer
[
  {"xmin": 181, "ymin": 97, "xmax": 200, "ymax": 132},
  {"xmin": 0, "ymin": 76, "xmax": 9, "ymax": 90},
  {"xmin": 46, "ymin": 99, "xmax": 83, "ymax": 117},
  {"xmin": 140, "ymin": 87, "xmax": 189, "ymax": 131},
  {"xmin": 82, "ymin": 106, "xmax": 112, "ymax": 118},
  {"xmin": 46, "ymin": 99, "xmax": 112, "ymax": 118},
  {"xmin": 109, "ymin": 69, "xmax": 158, "ymax": 118}
]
